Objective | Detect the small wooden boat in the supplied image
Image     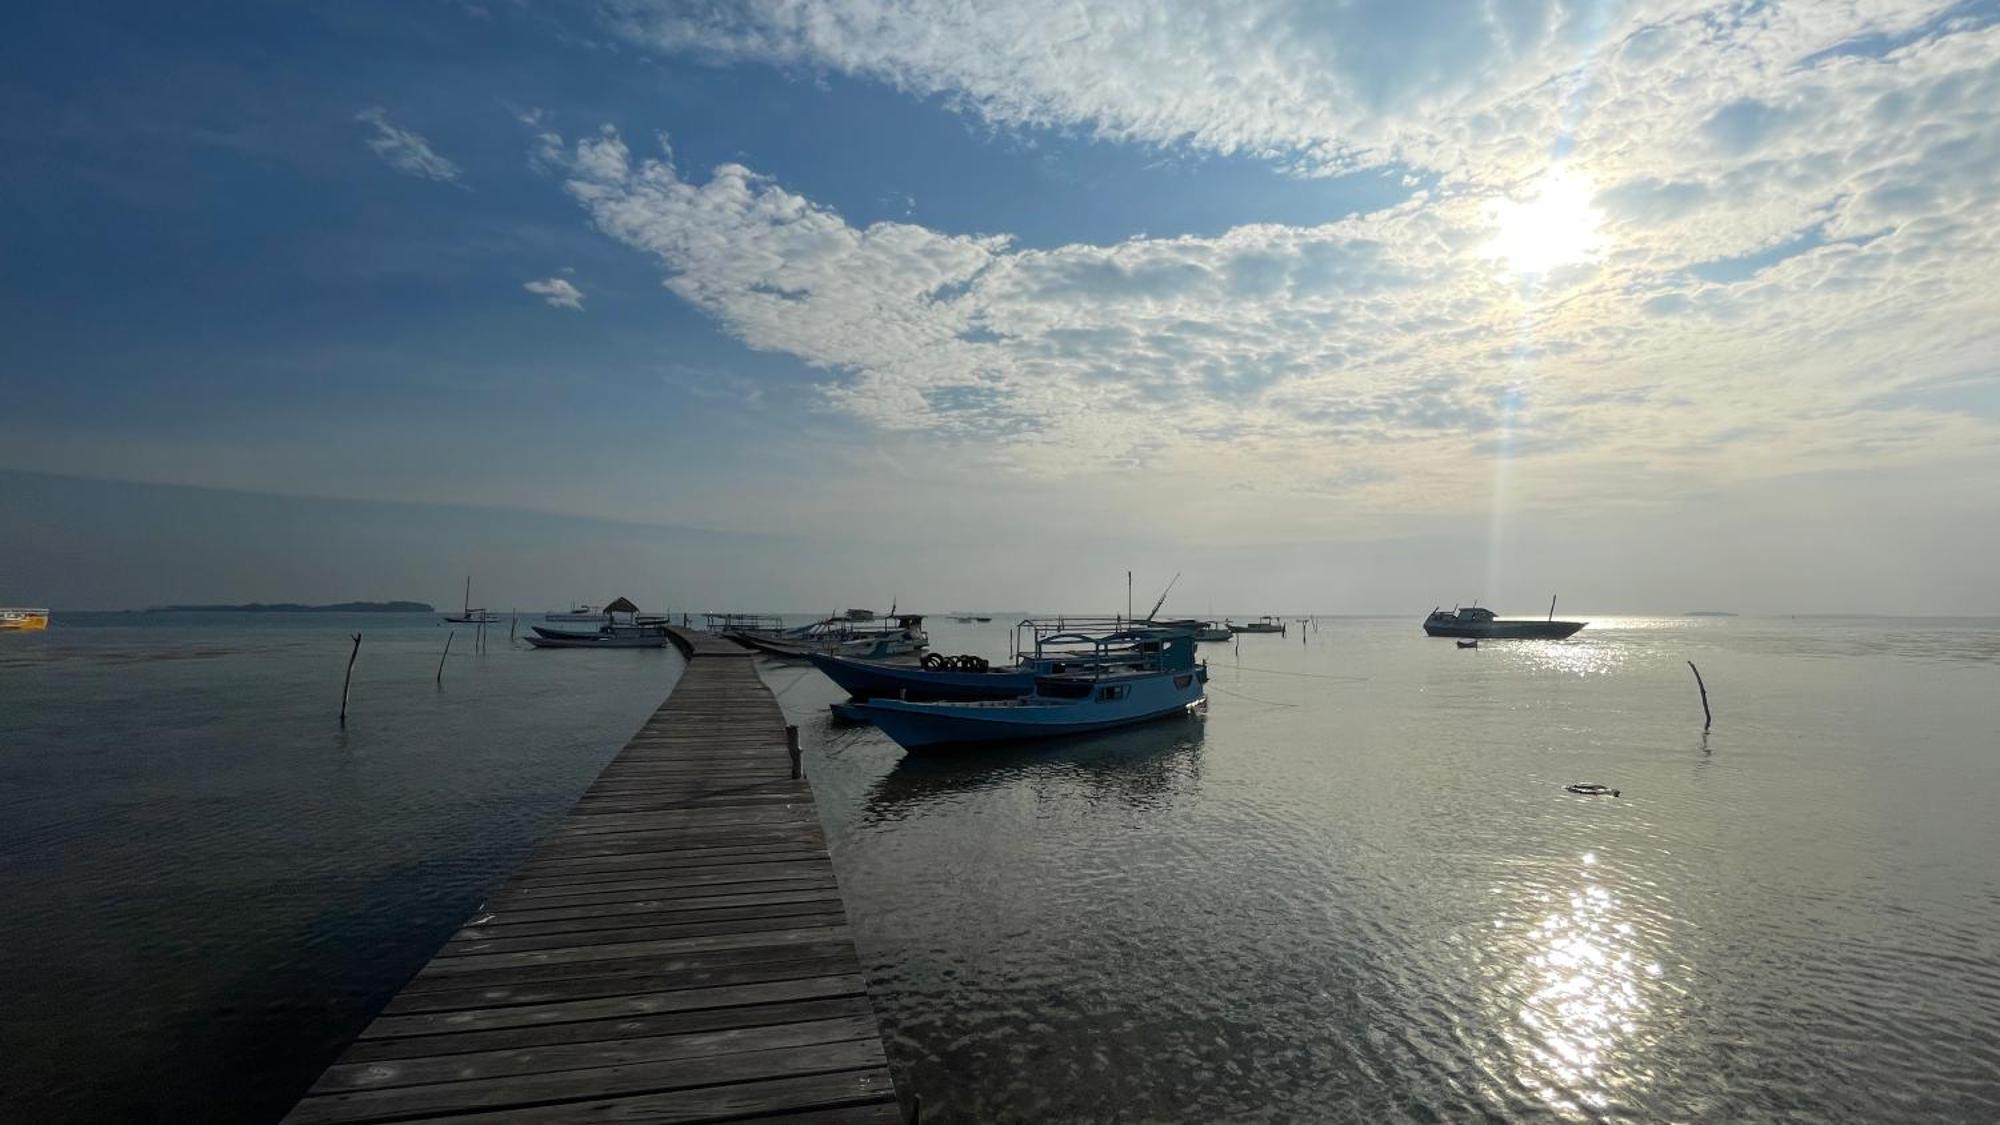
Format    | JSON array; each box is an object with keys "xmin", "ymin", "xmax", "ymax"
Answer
[
  {"xmin": 1192, "ymin": 621, "xmax": 1232, "ymax": 642},
  {"xmin": 1229, "ymin": 615, "xmax": 1287, "ymax": 636},
  {"xmin": 846, "ymin": 622, "xmax": 1207, "ymax": 751},
  {"xmin": 1, "ymin": 607, "xmax": 50, "ymax": 632},
  {"xmin": 733, "ymin": 613, "xmax": 929, "ymax": 658},
  {"xmin": 1457, "ymin": 639, "xmax": 1478, "ymax": 649}
]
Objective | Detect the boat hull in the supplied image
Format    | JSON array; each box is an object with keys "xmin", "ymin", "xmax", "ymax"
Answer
[
  {"xmin": 806, "ymin": 652, "xmax": 1034, "ymax": 701},
  {"xmin": 1423, "ymin": 620, "xmax": 1585, "ymax": 639},
  {"xmin": 853, "ymin": 669, "xmax": 1207, "ymax": 751},
  {"xmin": 523, "ymin": 633, "xmax": 670, "ymax": 648}
]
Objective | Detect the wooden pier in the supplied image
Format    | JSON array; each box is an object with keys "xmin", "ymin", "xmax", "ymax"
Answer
[{"xmin": 284, "ymin": 628, "xmax": 901, "ymax": 1124}]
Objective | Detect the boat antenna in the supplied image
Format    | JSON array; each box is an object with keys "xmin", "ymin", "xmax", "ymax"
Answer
[
  {"xmin": 1126, "ymin": 571, "xmax": 1132, "ymax": 623},
  {"xmin": 1144, "ymin": 571, "xmax": 1181, "ymax": 622}
]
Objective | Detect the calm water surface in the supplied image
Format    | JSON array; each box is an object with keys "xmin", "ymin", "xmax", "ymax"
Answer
[
  {"xmin": 3, "ymin": 614, "xmax": 1998, "ymax": 1122},
  {"xmin": 776, "ymin": 616, "xmax": 2000, "ymax": 1122}
]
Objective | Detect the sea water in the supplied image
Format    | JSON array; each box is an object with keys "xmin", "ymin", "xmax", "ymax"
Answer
[{"xmin": 2, "ymin": 614, "xmax": 1996, "ymax": 1121}]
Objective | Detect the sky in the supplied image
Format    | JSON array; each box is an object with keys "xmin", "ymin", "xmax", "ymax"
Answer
[{"xmin": 3, "ymin": 0, "xmax": 1998, "ymax": 614}]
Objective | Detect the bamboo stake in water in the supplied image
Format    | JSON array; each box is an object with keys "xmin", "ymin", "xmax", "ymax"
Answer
[
  {"xmin": 437, "ymin": 630, "xmax": 455, "ymax": 684},
  {"xmin": 339, "ymin": 632, "xmax": 361, "ymax": 726},
  {"xmin": 1688, "ymin": 660, "xmax": 1712, "ymax": 729}
]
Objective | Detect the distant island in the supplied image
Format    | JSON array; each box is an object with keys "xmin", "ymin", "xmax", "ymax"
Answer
[
  {"xmin": 145, "ymin": 601, "xmax": 434, "ymax": 613},
  {"xmin": 1685, "ymin": 611, "xmax": 1739, "ymax": 617}
]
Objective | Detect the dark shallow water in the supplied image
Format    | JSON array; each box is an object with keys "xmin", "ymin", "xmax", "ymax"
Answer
[
  {"xmin": 0, "ymin": 612, "xmax": 680, "ymax": 1123},
  {"xmin": 769, "ymin": 616, "xmax": 2000, "ymax": 1122},
  {"xmin": 3, "ymin": 613, "xmax": 1998, "ymax": 1122}
]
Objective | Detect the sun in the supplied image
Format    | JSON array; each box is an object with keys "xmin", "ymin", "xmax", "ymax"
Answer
[{"xmin": 1487, "ymin": 168, "xmax": 1605, "ymax": 277}]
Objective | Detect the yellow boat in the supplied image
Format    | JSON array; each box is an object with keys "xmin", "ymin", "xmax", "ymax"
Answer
[{"xmin": 0, "ymin": 608, "xmax": 49, "ymax": 631}]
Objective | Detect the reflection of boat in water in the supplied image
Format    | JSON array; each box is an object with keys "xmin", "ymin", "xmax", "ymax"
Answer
[
  {"xmin": 1, "ymin": 607, "xmax": 50, "ymax": 632},
  {"xmin": 1423, "ymin": 602, "xmax": 1585, "ymax": 640},
  {"xmin": 861, "ymin": 718, "xmax": 1206, "ymax": 819},
  {"xmin": 1229, "ymin": 616, "xmax": 1287, "ymax": 635},
  {"xmin": 524, "ymin": 596, "xmax": 671, "ymax": 648},
  {"xmin": 848, "ymin": 621, "xmax": 1207, "ymax": 751}
]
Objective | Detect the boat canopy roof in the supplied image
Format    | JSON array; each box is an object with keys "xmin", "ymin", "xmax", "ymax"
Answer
[{"xmin": 604, "ymin": 596, "xmax": 640, "ymax": 614}]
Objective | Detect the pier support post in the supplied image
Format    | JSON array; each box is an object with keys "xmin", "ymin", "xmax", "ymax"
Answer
[
  {"xmin": 787, "ymin": 725, "xmax": 802, "ymax": 779},
  {"xmin": 338, "ymin": 633, "xmax": 361, "ymax": 726}
]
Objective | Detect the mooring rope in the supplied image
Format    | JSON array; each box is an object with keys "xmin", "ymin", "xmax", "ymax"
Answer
[
  {"xmin": 1223, "ymin": 663, "xmax": 1371, "ymax": 683},
  {"xmin": 1204, "ymin": 682, "xmax": 1299, "ymax": 708}
]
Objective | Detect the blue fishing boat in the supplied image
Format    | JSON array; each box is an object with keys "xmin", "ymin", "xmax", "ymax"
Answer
[
  {"xmin": 807, "ymin": 650, "xmax": 1033, "ymax": 701},
  {"xmin": 846, "ymin": 621, "xmax": 1207, "ymax": 751}
]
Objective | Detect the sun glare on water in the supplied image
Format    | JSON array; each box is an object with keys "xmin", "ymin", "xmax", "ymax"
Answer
[{"xmin": 1487, "ymin": 169, "xmax": 1605, "ymax": 278}]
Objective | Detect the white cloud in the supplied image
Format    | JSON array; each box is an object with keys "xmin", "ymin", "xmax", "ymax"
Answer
[
  {"xmin": 597, "ymin": 0, "xmax": 1968, "ymax": 180},
  {"xmin": 357, "ymin": 107, "xmax": 462, "ymax": 183},
  {"xmin": 554, "ymin": 3, "xmax": 2000, "ymax": 533},
  {"xmin": 524, "ymin": 276, "xmax": 585, "ymax": 309}
]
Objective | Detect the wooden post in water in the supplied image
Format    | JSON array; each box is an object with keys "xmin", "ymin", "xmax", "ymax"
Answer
[
  {"xmin": 338, "ymin": 633, "xmax": 361, "ymax": 726},
  {"xmin": 787, "ymin": 724, "xmax": 802, "ymax": 780},
  {"xmin": 437, "ymin": 630, "xmax": 455, "ymax": 684},
  {"xmin": 1688, "ymin": 660, "xmax": 1712, "ymax": 729}
]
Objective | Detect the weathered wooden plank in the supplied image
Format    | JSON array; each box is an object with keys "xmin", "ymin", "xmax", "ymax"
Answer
[
  {"xmin": 459, "ymin": 889, "xmax": 847, "ymax": 930},
  {"xmin": 455, "ymin": 899, "xmax": 848, "ymax": 943},
  {"xmin": 313, "ymin": 1015, "xmax": 882, "ymax": 1092},
  {"xmin": 380, "ymin": 957, "xmax": 864, "ymax": 1020},
  {"xmin": 286, "ymin": 1038, "xmax": 887, "ymax": 1123},
  {"xmin": 389, "ymin": 1069, "xmax": 897, "ymax": 1125},
  {"xmin": 365, "ymin": 975, "xmax": 870, "ymax": 1041},
  {"xmin": 441, "ymin": 911, "xmax": 851, "ymax": 957},
  {"xmin": 398, "ymin": 940, "xmax": 861, "ymax": 995}
]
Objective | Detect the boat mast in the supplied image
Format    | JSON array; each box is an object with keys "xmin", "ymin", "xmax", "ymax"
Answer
[
  {"xmin": 1144, "ymin": 572, "xmax": 1181, "ymax": 622},
  {"xmin": 1549, "ymin": 594, "xmax": 1557, "ymax": 621}
]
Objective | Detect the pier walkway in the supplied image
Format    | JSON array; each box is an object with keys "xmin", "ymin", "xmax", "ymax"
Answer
[{"xmin": 284, "ymin": 629, "xmax": 901, "ymax": 1124}]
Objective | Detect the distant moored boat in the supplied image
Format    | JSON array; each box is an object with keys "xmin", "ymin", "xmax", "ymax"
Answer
[
  {"xmin": 1422, "ymin": 603, "xmax": 1585, "ymax": 640},
  {"xmin": 1, "ymin": 607, "xmax": 49, "ymax": 632}
]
